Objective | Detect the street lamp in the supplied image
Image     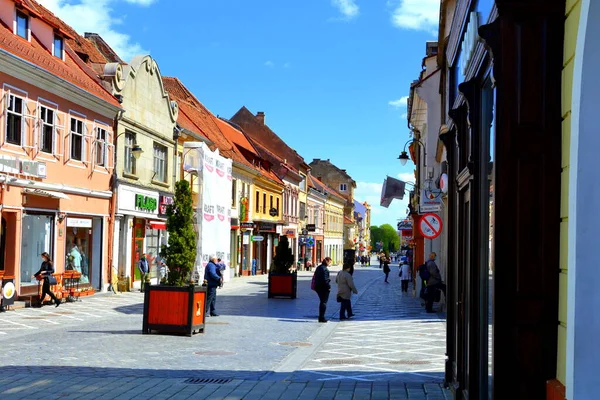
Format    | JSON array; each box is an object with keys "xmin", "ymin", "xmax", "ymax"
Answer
[
  {"xmin": 132, "ymin": 144, "xmax": 143, "ymax": 159},
  {"xmin": 398, "ymin": 138, "xmax": 426, "ymax": 166}
]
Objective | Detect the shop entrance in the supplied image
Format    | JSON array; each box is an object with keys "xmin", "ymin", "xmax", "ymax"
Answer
[{"xmin": 132, "ymin": 218, "xmax": 146, "ymax": 285}]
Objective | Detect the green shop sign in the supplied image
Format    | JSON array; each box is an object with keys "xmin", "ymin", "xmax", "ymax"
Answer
[{"xmin": 135, "ymin": 194, "xmax": 157, "ymax": 212}]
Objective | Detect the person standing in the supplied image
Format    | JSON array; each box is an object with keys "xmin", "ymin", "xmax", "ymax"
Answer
[
  {"xmin": 399, "ymin": 260, "xmax": 411, "ymax": 292},
  {"xmin": 314, "ymin": 257, "xmax": 332, "ymax": 323},
  {"xmin": 33, "ymin": 252, "xmax": 60, "ymax": 308},
  {"xmin": 138, "ymin": 254, "xmax": 149, "ymax": 292},
  {"xmin": 217, "ymin": 258, "xmax": 226, "ymax": 288},
  {"xmin": 383, "ymin": 256, "xmax": 391, "ymax": 283},
  {"xmin": 204, "ymin": 256, "xmax": 222, "ymax": 316},
  {"xmin": 336, "ymin": 263, "xmax": 358, "ymax": 320},
  {"xmin": 425, "ymin": 252, "xmax": 446, "ymax": 313}
]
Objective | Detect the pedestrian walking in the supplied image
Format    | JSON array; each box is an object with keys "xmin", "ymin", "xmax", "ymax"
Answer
[
  {"xmin": 33, "ymin": 252, "xmax": 61, "ymax": 308},
  {"xmin": 378, "ymin": 254, "xmax": 383, "ymax": 269},
  {"xmin": 313, "ymin": 257, "xmax": 332, "ymax": 323},
  {"xmin": 204, "ymin": 256, "xmax": 222, "ymax": 316},
  {"xmin": 138, "ymin": 254, "xmax": 149, "ymax": 292},
  {"xmin": 399, "ymin": 260, "xmax": 411, "ymax": 292},
  {"xmin": 336, "ymin": 263, "xmax": 358, "ymax": 320},
  {"xmin": 383, "ymin": 256, "xmax": 391, "ymax": 283},
  {"xmin": 217, "ymin": 258, "xmax": 226, "ymax": 288}
]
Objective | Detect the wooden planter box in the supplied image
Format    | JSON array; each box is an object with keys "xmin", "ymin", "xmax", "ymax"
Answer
[
  {"xmin": 142, "ymin": 284, "xmax": 207, "ymax": 336},
  {"xmin": 268, "ymin": 272, "xmax": 297, "ymax": 299}
]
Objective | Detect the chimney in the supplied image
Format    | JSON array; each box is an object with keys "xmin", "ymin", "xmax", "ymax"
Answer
[{"xmin": 256, "ymin": 112, "xmax": 265, "ymax": 125}]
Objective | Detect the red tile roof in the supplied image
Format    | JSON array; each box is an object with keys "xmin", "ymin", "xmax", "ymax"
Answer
[
  {"xmin": 0, "ymin": 19, "xmax": 120, "ymax": 108},
  {"xmin": 162, "ymin": 77, "xmax": 283, "ymax": 187},
  {"xmin": 214, "ymin": 118, "xmax": 258, "ymax": 157},
  {"xmin": 231, "ymin": 106, "xmax": 306, "ymax": 174},
  {"xmin": 344, "ymin": 216, "xmax": 354, "ymax": 224}
]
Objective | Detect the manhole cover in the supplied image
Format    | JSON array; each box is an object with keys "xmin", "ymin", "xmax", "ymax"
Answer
[
  {"xmin": 194, "ymin": 351, "xmax": 236, "ymax": 356},
  {"xmin": 321, "ymin": 359, "xmax": 362, "ymax": 365},
  {"xmin": 278, "ymin": 342, "xmax": 312, "ymax": 347},
  {"xmin": 387, "ymin": 360, "xmax": 432, "ymax": 365},
  {"xmin": 184, "ymin": 378, "xmax": 233, "ymax": 384},
  {"xmin": 205, "ymin": 321, "xmax": 229, "ymax": 325}
]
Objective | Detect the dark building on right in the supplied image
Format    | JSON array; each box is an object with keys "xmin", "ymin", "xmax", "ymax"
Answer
[{"xmin": 399, "ymin": 0, "xmax": 600, "ymax": 398}]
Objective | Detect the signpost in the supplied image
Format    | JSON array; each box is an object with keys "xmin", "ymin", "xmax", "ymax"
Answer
[
  {"xmin": 269, "ymin": 208, "xmax": 278, "ymax": 217},
  {"xmin": 418, "ymin": 213, "xmax": 443, "ymax": 240}
]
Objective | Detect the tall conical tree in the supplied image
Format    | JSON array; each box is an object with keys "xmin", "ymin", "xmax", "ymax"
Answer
[
  {"xmin": 161, "ymin": 180, "xmax": 197, "ymax": 286},
  {"xmin": 272, "ymin": 235, "xmax": 295, "ymax": 274}
]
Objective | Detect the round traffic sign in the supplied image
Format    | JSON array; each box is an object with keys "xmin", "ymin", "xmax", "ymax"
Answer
[{"xmin": 418, "ymin": 213, "xmax": 443, "ymax": 239}]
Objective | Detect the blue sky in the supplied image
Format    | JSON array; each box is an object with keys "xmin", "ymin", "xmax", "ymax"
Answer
[{"xmin": 40, "ymin": 0, "xmax": 439, "ymax": 227}]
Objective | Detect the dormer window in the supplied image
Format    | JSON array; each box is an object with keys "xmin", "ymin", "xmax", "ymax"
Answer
[
  {"xmin": 53, "ymin": 35, "xmax": 63, "ymax": 58},
  {"xmin": 16, "ymin": 11, "xmax": 28, "ymax": 40},
  {"xmin": 340, "ymin": 183, "xmax": 348, "ymax": 191}
]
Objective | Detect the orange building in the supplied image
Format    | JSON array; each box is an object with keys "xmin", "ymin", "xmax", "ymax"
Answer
[{"xmin": 0, "ymin": 0, "xmax": 121, "ymax": 300}]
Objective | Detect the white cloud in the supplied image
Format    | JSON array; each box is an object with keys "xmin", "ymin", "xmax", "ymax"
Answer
[
  {"xmin": 388, "ymin": 95, "xmax": 408, "ymax": 108},
  {"xmin": 331, "ymin": 0, "xmax": 359, "ymax": 20},
  {"xmin": 388, "ymin": 0, "xmax": 440, "ymax": 33},
  {"xmin": 264, "ymin": 60, "xmax": 275, "ymax": 67},
  {"xmin": 37, "ymin": 0, "xmax": 150, "ymax": 60},
  {"xmin": 284, "ymin": 62, "xmax": 291, "ymax": 68},
  {"xmin": 355, "ymin": 181, "xmax": 409, "ymax": 227},
  {"xmin": 397, "ymin": 172, "xmax": 415, "ymax": 184},
  {"xmin": 401, "ymin": 112, "xmax": 408, "ymax": 119}
]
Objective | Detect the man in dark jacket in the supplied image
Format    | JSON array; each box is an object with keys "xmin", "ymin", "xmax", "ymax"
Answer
[
  {"xmin": 425, "ymin": 252, "xmax": 446, "ymax": 313},
  {"xmin": 314, "ymin": 257, "xmax": 332, "ymax": 323},
  {"xmin": 204, "ymin": 256, "xmax": 222, "ymax": 316}
]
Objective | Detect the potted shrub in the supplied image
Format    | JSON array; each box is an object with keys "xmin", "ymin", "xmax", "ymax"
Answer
[
  {"xmin": 142, "ymin": 180, "xmax": 206, "ymax": 336},
  {"xmin": 268, "ymin": 235, "xmax": 297, "ymax": 299}
]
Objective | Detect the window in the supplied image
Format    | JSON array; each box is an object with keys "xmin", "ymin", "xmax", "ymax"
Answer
[
  {"xmin": 340, "ymin": 183, "xmax": 348, "ymax": 191},
  {"xmin": 95, "ymin": 127, "xmax": 107, "ymax": 166},
  {"xmin": 70, "ymin": 118, "xmax": 84, "ymax": 161},
  {"xmin": 276, "ymin": 198, "xmax": 280, "ymax": 216},
  {"xmin": 300, "ymin": 202, "xmax": 306, "ymax": 219},
  {"xmin": 124, "ymin": 132, "xmax": 136, "ymax": 174},
  {"xmin": 6, "ymin": 94, "xmax": 24, "ymax": 145},
  {"xmin": 39, "ymin": 105, "xmax": 55, "ymax": 153},
  {"xmin": 314, "ymin": 210, "xmax": 319, "ymax": 226},
  {"xmin": 299, "ymin": 175, "xmax": 306, "ymax": 191},
  {"xmin": 16, "ymin": 11, "xmax": 28, "ymax": 39},
  {"xmin": 255, "ymin": 191, "xmax": 260, "ymax": 213},
  {"xmin": 53, "ymin": 35, "xmax": 63, "ymax": 58},
  {"xmin": 153, "ymin": 143, "xmax": 168, "ymax": 183},
  {"xmin": 262, "ymin": 193, "xmax": 266, "ymax": 213},
  {"xmin": 270, "ymin": 195, "xmax": 273, "ymax": 212},
  {"xmin": 232, "ymin": 179, "xmax": 237, "ymax": 208}
]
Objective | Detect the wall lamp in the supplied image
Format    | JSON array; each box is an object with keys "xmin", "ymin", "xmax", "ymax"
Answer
[{"xmin": 398, "ymin": 138, "xmax": 426, "ymax": 166}]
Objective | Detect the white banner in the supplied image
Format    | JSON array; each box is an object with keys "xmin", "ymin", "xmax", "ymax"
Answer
[{"xmin": 188, "ymin": 143, "xmax": 233, "ymax": 282}]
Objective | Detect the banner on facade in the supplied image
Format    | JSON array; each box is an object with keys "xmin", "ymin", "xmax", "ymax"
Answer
[{"xmin": 185, "ymin": 142, "xmax": 233, "ymax": 282}]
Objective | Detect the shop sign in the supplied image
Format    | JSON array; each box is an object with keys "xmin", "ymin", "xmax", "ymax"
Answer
[
  {"xmin": 158, "ymin": 195, "xmax": 174, "ymax": 216},
  {"xmin": 397, "ymin": 220, "xmax": 413, "ymax": 231},
  {"xmin": 239, "ymin": 197, "xmax": 249, "ymax": 222},
  {"xmin": 420, "ymin": 189, "xmax": 442, "ymax": 213},
  {"xmin": 259, "ymin": 222, "xmax": 276, "ymax": 232},
  {"xmin": 21, "ymin": 160, "xmax": 47, "ymax": 178},
  {"xmin": 306, "ymin": 224, "xmax": 316, "ymax": 232},
  {"xmin": 285, "ymin": 229, "xmax": 296, "ymax": 237},
  {"xmin": 0, "ymin": 155, "xmax": 20, "ymax": 174},
  {"xmin": 136, "ymin": 194, "xmax": 158, "ymax": 212},
  {"xmin": 1, "ymin": 278, "xmax": 16, "ymax": 306},
  {"xmin": 240, "ymin": 222, "xmax": 255, "ymax": 229},
  {"xmin": 67, "ymin": 218, "xmax": 92, "ymax": 228},
  {"xmin": 252, "ymin": 235, "xmax": 264, "ymax": 242}
]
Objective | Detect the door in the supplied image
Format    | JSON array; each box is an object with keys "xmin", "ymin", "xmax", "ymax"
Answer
[{"xmin": 132, "ymin": 218, "xmax": 145, "ymax": 284}]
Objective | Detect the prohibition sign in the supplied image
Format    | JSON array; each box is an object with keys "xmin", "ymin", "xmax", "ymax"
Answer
[{"xmin": 419, "ymin": 213, "xmax": 443, "ymax": 239}]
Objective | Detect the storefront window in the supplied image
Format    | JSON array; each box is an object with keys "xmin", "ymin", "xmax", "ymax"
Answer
[
  {"xmin": 145, "ymin": 225, "xmax": 166, "ymax": 279},
  {"xmin": 65, "ymin": 217, "xmax": 102, "ymax": 288},
  {"xmin": 21, "ymin": 214, "xmax": 53, "ymax": 286}
]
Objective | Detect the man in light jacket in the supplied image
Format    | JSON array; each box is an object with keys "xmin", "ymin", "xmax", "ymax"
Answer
[{"xmin": 336, "ymin": 263, "xmax": 358, "ymax": 320}]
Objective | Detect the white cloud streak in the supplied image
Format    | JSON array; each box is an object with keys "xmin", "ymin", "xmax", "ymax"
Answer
[
  {"xmin": 264, "ymin": 60, "xmax": 275, "ymax": 67},
  {"xmin": 331, "ymin": 0, "xmax": 359, "ymax": 20},
  {"xmin": 388, "ymin": 0, "xmax": 440, "ymax": 33},
  {"xmin": 388, "ymin": 96, "xmax": 408, "ymax": 108},
  {"xmin": 37, "ymin": 0, "xmax": 150, "ymax": 61}
]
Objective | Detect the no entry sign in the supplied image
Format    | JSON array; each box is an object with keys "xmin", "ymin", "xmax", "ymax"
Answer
[{"xmin": 419, "ymin": 213, "xmax": 443, "ymax": 239}]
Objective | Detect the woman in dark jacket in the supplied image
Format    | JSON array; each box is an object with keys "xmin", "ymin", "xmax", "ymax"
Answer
[
  {"xmin": 33, "ymin": 252, "xmax": 61, "ymax": 308},
  {"xmin": 383, "ymin": 256, "xmax": 391, "ymax": 283}
]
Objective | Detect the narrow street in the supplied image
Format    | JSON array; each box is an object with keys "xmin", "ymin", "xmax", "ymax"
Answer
[{"xmin": 0, "ymin": 263, "xmax": 449, "ymax": 399}]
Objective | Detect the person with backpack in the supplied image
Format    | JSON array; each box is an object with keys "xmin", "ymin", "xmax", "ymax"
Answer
[
  {"xmin": 424, "ymin": 252, "xmax": 446, "ymax": 313},
  {"xmin": 313, "ymin": 257, "xmax": 332, "ymax": 323}
]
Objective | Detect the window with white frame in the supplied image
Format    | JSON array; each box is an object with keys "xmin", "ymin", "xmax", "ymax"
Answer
[
  {"xmin": 16, "ymin": 11, "xmax": 28, "ymax": 40},
  {"xmin": 153, "ymin": 142, "xmax": 167, "ymax": 183},
  {"xmin": 53, "ymin": 35, "xmax": 63, "ymax": 58},
  {"xmin": 39, "ymin": 105, "xmax": 55, "ymax": 153},
  {"xmin": 339, "ymin": 183, "xmax": 348, "ymax": 191},
  {"xmin": 6, "ymin": 94, "xmax": 24, "ymax": 145},
  {"xmin": 124, "ymin": 132, "xmax": 136, "ymax": 174},
  {"xmin": 95, "ymin": 127, "xmax": 107, "ymax": 166},
  {"xmin": 70, "ymin": 118, "xmax": 84, "ymax": 161}
]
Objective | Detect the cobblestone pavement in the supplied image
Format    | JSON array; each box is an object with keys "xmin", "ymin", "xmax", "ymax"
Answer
[{"xmin": 0, "ymin": 263, "xmax": 450, "ymax": 399}]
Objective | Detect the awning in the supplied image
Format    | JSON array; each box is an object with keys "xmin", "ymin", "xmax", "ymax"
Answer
[
  {"xmin": 149, "ymin": 221, "xmax": 166, "ymax": 230},
  {"xmin": 23, "ymin": 188, "xmax": 70, "ymax": 200}
]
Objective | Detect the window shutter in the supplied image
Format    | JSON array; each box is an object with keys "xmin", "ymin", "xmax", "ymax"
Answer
[{"xmin": 1, "ymin": 90, "xmax": 8, "ymax": 146}]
